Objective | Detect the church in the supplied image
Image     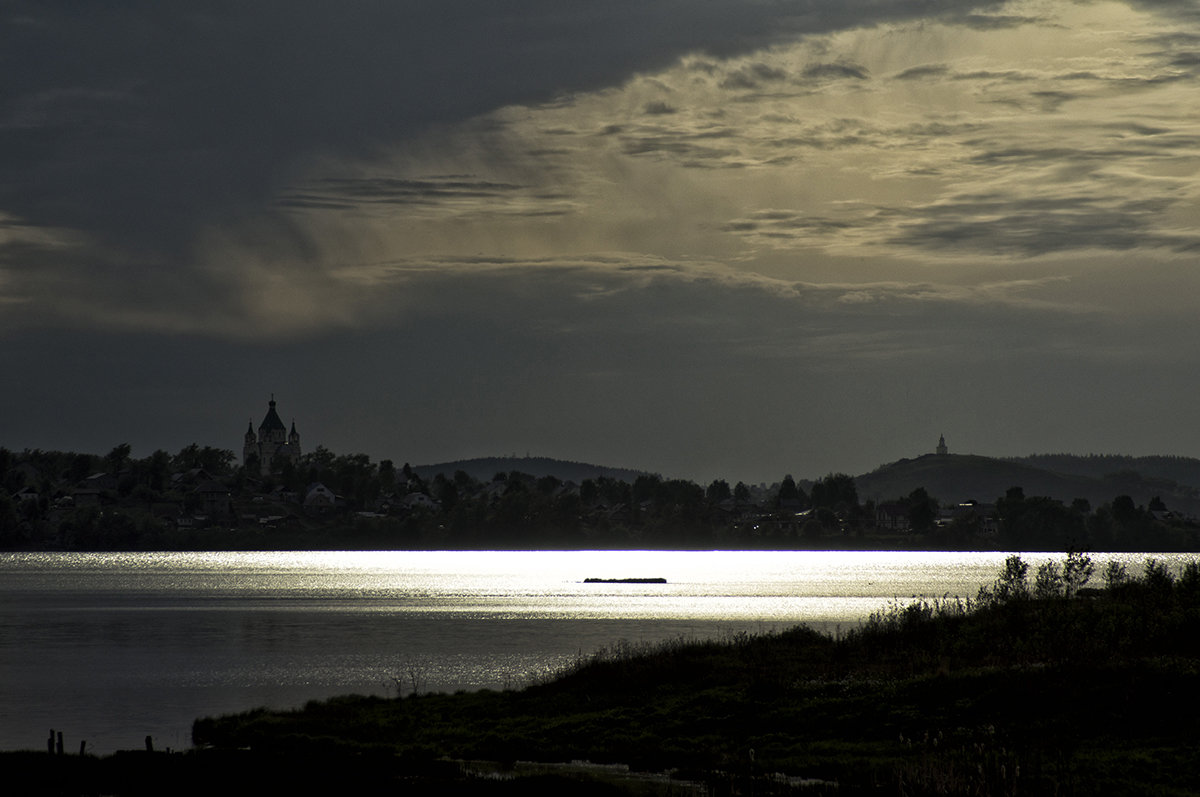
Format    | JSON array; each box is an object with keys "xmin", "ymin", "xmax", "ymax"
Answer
[{"xmin": 243, "ymin": 396, "xmax": 301, "ymax": 475}]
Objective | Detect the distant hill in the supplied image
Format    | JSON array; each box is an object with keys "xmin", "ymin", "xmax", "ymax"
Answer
[
  {"xmin": 413, "ymin": 452, "xmax": 1200, "ymax": 517},
  {"xmin": 413, "ymin": 456, "xmax": 648, "ymax": 484},
  {"xmin": 1008, "ymin": 453, "xmax": 1200, "ymax": 492},
  {"xmin": 855, "ymin": 453, "xmax": 1200, "ymax": 516}
]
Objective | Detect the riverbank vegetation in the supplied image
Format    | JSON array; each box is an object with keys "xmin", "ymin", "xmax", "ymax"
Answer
[
  {"xmin": 4, "ymin": 445, "xmax": 1200, "ymax": 551},
  {"xmin": 175, "ymin": 553, "xmax": 1200, "ymax": 795}
]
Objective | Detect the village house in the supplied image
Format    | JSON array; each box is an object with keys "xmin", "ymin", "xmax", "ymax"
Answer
[
  {"xmin": 402, "ymin": 492, "xmax": 438, "ymax": 511},
  {"xmin": 939, "ymin": 500, "xmax": 999, "ymax": 536},
  {"xmin": 195, "ymin": 481, "xmax": 233, "ymax": 519},
  {"xmin": 303, "ymin": 483, "xmax": 336, "ymax": 515},
  {"xmin": 875, "ymin": 501, "xmax": 910, "ymax": 531}
]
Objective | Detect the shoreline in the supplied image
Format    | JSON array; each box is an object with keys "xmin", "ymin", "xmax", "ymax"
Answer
[{"xmin": 9, "ymin": 537, "xmax": 1199, "ymax": 554}]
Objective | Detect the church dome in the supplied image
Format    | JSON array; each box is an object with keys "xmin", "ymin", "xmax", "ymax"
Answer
[{"xmin": 259, "ymin": 398, "xmax": 287, "ymax": 434}]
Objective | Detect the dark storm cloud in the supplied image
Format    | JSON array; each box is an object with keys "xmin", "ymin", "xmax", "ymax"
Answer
[
  {"xmin": 1029, "ymin": 90, "xmax": 1079, "ymax": 112},
  {"xmin": 893, "ymin": 64, "xmax": 951, "ymax": 81},
  {"xmin": 1128, "ymin": 0, "xmax": 1200, "ymax": 22},
  {"xmin": 802, "ymin": 63, "xmax": 870, "ymax": 81},
  {"xmin": 966, "ymin": 135, "xmax": 1196, "ymax": 164},
  {"xmin": 277, "ymin": 177, "xmax": 528, "ymax": 211},
  {"xmin": 0, "ymin": 1, "xmax": 1006, "ymax": 259},
  {"xmin": 886, "ymin": 195, "xmax": 1200, "ymax": 257},
  {"xmin": 1138, "ymin": 28, "xmax": 1200, "ymax": 77},
  {"xmin": 955, "ymin": 70, "xmax": 1036, "ymax": 82},
  {"xmin": 1169, "ymin": 52, "xmax": 1200, "ymax": 67},
  {"xmin": 1146, "ymin": 31, "xmax": 1200, "ymax": 47},
  {"xmin": 954, "ymin": 13, "xmax": 1044, "ymax": 30},
  {"xmin": 720, "ymin": 211, "xmax": 852, "ymax": 237},
  {"xmin": 612, "ymin": 125, "xmax": 741, "ymax": 167},
  {"xmin": 719, "ymin": 62, "xmax": 791, "ymax": 90},
  {"xmin": 724, "ymin": 181, "xmax": 1200, "ymax": 257}
]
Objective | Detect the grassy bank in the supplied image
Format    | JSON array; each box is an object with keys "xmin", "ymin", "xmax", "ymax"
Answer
[{"xmin": 24, "ymin": 555, "xmax": 1200, "ymax": 795}]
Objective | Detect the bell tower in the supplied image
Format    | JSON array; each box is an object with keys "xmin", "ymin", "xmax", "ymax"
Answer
[{"xmin": 242, "ymin": 421, "xmax": 257, "ymax": 465}]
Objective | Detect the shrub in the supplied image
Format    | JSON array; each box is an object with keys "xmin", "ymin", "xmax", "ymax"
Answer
[
  {"xmin": 1144, "ymin": 558, "xmax": 1175, "ymax": 592},
  {"xmin": 1034, "ymin": 560, "xmax": 1063, "ymax": 599},
  {"xmin": 1102, "ymin": 560, "xmax": 1127, "ymax": 590},
  {"xmin": 1062, "ymin": 550, "xmax": 1094, "ymax": 597},
  {"xmin": 978, "ymin": 555, "xmax": 1030, "ymax": 605}
]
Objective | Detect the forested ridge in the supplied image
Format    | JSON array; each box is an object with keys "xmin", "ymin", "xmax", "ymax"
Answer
[{"xmin": 3, "ymin": 446, "xmax": 1200, "ymax": 551}]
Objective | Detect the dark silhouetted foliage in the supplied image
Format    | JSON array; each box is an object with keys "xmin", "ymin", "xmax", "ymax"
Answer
[{"xmin": 186, "ymin": 554, "xmax": 1200, "ymax": 795}]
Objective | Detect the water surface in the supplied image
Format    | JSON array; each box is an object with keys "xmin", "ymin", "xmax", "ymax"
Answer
[{"xmin": 0, "ymin": 549, "xmax": 1178, "ymax": 754}]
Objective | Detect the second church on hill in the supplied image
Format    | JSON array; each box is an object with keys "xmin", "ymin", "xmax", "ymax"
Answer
[{"xmin": 243, "ymin": 396, "xmax": 301, "ymax": 475}]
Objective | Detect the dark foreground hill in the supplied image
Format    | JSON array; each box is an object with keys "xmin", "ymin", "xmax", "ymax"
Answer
[
  {"xmin": 856, "ymin": 452, "xmax": 1200, "ymax": 516},
  {"xmin": 19, "ymin": 555, "xmax": 1192, "ymax": 795}
]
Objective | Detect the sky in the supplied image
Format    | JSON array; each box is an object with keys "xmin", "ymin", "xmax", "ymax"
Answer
[{"xmin": 2, "ymin": 0, "xmax": 1200, "ymax": 484}]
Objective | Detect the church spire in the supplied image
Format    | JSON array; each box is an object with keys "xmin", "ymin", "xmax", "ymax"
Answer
[
  {"xmin": 244, "ymin": 396, "xmax": 302, "ymax": 475},
  {"xmin": 259, "ymin": 396, "xmax": 287, "ymax": 434}
]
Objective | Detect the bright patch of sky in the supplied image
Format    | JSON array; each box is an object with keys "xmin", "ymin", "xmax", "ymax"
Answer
[{"xmin": 232, "ymin": 0, "xmax": 1200, "ymax": 338}]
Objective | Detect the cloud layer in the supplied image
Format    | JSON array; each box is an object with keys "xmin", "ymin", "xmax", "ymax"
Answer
[{"xmin": 2, "ymin": 0, "xmax": 1200, "ymax": 481}]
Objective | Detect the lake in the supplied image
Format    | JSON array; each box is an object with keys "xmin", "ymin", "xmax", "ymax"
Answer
[{"xmin": 0, "ymin": 549, "xmax": 1183, "ymax": 754}]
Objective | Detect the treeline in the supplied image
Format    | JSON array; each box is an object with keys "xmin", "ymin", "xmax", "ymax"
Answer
[
  {"xmin": 0, "ymin": 444, "xmax": 237, "ymax": 549},
  {"xmin": 2, "ymin": 444, "xmax": 1200, "ymax": 551},
  {"xmin": 987, "ymin": 486, "xmax": 1200, "ymax": 551},
  {"xmin": 1012, "ymin": 452, "xmax": 1200, "ymax": 495}
]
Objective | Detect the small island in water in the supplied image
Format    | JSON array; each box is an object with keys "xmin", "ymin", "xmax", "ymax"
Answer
[{"xmin": 583, "ymin": 577, "xmax": 667, "ymax": 583}]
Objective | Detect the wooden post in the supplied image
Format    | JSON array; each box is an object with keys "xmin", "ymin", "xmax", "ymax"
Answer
[
  {"xmin": 79, "ymin": 740, "xmax": 87, "ymax": 756},
  {"xmin": 145, "ymin": 735, "xmax": 153, "ymax": 753},
  {"xmin": 56, "ymin": 731, "xmax": 63, "ymax": 756},
  {"xmin": 47, "ymin": 729, "xmax": 54, "ymax": 755}
]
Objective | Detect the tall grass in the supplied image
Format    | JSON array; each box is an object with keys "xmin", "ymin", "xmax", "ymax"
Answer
[{"xmin": 192, "ymin": 552, "xmax": 1200, "ymax": 794}]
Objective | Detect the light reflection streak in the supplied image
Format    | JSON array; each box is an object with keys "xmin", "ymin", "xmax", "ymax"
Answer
[{"xmin": 4, "ymin": 549, "xmax": 1191, "ymax": 623}]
